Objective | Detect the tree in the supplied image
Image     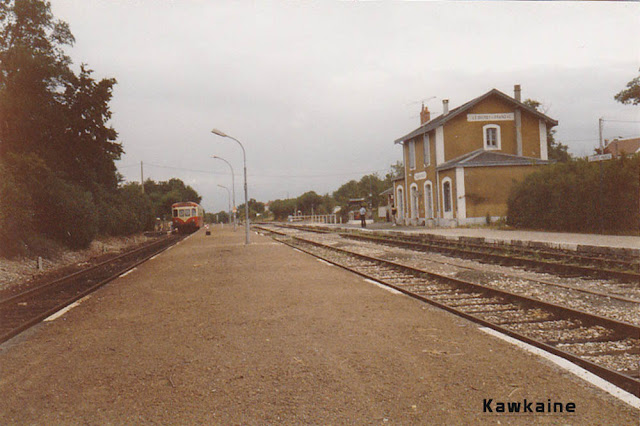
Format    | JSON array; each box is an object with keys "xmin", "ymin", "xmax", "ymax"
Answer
[
  {"xmin": 269, "ymin": 198, "xmax": 297, "ymax": 220},
  {"xmin": 237, "ymin": 198, "xmax": 266, "ymax": 220},
  {"xmin": 61, "ymin": 64, "xmax": 121, "ymax": 190},
  {"xmin": 143, "ymin": 178, "xmax": 202, "ymax": 220},
  {"xmin": 205, "ymin": 211, "xmax": 229, "ymax": 224},
  {"xmin": 387, "ymin": 161, "xmax": 404, "ymax": 180},
  {"xmin": 614, "ymin": 68, "xmax": 640, "ymax": 105},
  {"xmin": 0, "ymin": 1, "xmax": 130, "ymax": 253},
  {"xmin": 523, "ymin": 99, "xmax": 571, "ymax": 162},
  {"xmin": 0, "ymin": 0, "xmax": 75, "ymax": 158}
]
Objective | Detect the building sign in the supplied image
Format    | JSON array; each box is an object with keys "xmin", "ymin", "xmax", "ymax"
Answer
[
  {"xmin": 467, "ymin": 113, "xmax": 514, "ymax": 122},
  {"xmin": 413, "ymin": 171, "xmax": 427, "ymax": 181},
  {"xmin": 588, "ymin": 153, "xmax": 612, "ymax": 162}
]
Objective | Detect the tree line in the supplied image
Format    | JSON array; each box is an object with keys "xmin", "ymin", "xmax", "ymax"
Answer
[
  {"xmin": 0, "ymin": 1, "xmax": 203, "ymax": 257},
  {"xmin": 206, "ymin": 164, "xmax": 403, "ymax": 224}
]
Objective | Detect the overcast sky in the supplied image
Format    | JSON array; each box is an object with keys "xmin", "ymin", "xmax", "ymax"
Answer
[{"xmin": 48, "ymin": 1, "xmax": 639, "ymax": 214}]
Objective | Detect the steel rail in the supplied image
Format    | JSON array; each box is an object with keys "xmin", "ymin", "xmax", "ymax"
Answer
[
  {"xmin": 343, "ymin": 231, "xmax": 640, "ymax": 282},
  {"xmin": 256, "ymin": 225, "xmax": 640, "ymax": 397},
  {"xmin": 289, "ymin": 224, "xmax": 639, "ymax": 269},
  {"xmin": 273, "ymin": 225, "xmax": 640, "ymax": 302},
  {"xmin": 0, "ymin": 235, "xmax": 177, "ymax": 307},
  {"xmin": 0, "ymin": 235, "xmax": 182, "ymax": 345},
  {"xmin": 301, "ymin": 227, "xmax": 640, "ymax": 304},
  {"xmin": 282, "ymin": 224, "xmax": 639, "ymax": 282}
]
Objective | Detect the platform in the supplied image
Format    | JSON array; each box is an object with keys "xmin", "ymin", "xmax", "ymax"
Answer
[
  {"xmin": 319, "ymin": 222, "xmax": 640, "ymax": 257},
  {"xmin": 0, "ymin": 227, "xmax": 637, "ymax": 423}
]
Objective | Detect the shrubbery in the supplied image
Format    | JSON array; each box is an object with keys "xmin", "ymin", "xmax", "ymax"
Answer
[
  {"xmin": 507, "ymin": 155, "xmax": 639, "ymax": 234},
  {"xmin": 0, "ymin": 154, "xmax": 158, "ymax": 257}
]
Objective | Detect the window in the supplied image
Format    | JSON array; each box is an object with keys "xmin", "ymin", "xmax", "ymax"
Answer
[
  {"xmin": 408, "ymin": 140, "xmax": 416, "ymax": 169},
  {"xmin": 173, "ymin": 209, "xmax": 178, "ymax": 217},
  {"xmin": 396, "ymin": 186, "xmax": 404, "ymax": 220},
  {"xmin": 192, "ymin": 208, "xmax": 196, "ymax": 216},
  {"xmin": 423, "ymin": 134, "xmax": 430, "ymax": 166},
  {"xmin": 483, "ymin": 124, "xmax": 501, "ymax": 150},
  {"xmin": 443, "ymin": 181, "xmax": 452, "ymax": 213},
  {"xmin": 179, "ymin": 209, "xmax": 185, "ymax": 217},
  {"xmin": 410, "ymin": 184, "xmax": 419, "ymax": 219},
  {"xmin": 424, "ymin": 181, "xmax": 433, "ymax": 219}
]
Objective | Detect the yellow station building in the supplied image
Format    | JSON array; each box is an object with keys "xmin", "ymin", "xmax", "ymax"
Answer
[{"xmin": 393, "ymin": 85, "xmax": 558, "ymax": 226}]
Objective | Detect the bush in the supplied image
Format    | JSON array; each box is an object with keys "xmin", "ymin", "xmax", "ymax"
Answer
[
  {"xmin": 507, "ymin": 155, "xmax": 639, "ymax": 234},
  {"xmin": 0, "ymin": 158, "xmax": 35, "ymax": 257},
  {"xmin": 35, "ymin": 178, "xmax": 99, "ymax": 249},
  {"xmin": 94, "ymin": 184, "xmax": 153, "ymax": 236},
  {"xmin": 1, "ymin": 153, "xmax": 98, "ymax": 251}
]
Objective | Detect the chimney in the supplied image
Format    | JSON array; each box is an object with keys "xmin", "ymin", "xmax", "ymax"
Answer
[
  {"xmin": 514, "ymin": 84, "xmax": 523, "ymax": 156},
  {"xmin": 442, "ymin": 99, "xmax": 449, "ymax": 115},
  {"xmin": 420, "ymin": 103, "xmax": 431, "ymax": 125}
]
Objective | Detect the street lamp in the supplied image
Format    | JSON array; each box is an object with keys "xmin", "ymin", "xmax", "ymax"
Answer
[
  {"xmin": 211, "ymin": 128, "xmax": 250, "ymax": 245},
  {"xmin": 212, "ymin": 155, "xmax": 236, "ymax": 231},
  {"xmin": 217, "ymin": 184, "xmax": 232, "ymax": 227}
]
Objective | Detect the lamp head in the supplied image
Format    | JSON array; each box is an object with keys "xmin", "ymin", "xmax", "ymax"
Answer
[{"xmin": 211, "ymin": 128, "xmax": 228, "ymax": 137}]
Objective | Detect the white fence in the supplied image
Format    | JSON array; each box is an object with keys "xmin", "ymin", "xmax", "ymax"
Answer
[{"xmin": 287, "ymin": 214, "xmax": 340, "ymax": 224}]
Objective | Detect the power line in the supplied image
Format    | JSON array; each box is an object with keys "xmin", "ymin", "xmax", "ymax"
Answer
[
  {"xmin": 601, "ymin": 119, "xmax": 640, "ymax": 124},
  {"xmin": 119, "ymin": 162, "xmax": 391, "ymax": 179}
]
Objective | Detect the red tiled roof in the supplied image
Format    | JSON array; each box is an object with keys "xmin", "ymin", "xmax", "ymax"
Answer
[{"xmin": 604, "ymin": 138, "xmax": 640, "ymax": 157}]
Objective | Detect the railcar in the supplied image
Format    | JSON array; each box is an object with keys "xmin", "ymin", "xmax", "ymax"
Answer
[{"xmin": 171, "ymin": 202, "xmax": 204, "ymax": 233}]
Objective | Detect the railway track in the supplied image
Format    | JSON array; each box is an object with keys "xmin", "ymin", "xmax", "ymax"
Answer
[
  {"xmin": 277, "ymin": 226, "xmax": 640, "ymax": 324},
  {"xmin": 255, "ymin": 225, "xmax": 640, "ymax": 398},
  {"xmin": 0, "ymin": 234, "xmax": 182, "ymax": 345},
  {"xmin": 282, "ymin": 224, "xmax": 640, "ymax": 283}
]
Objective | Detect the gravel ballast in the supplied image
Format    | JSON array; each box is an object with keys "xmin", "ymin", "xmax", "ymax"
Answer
[{"xmin": 0, "ymin": 228, "xmax": 637, "ymax": 424}]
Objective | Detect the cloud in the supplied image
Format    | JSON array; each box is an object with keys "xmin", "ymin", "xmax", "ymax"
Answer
[{"xmin": 50, "ymin": 0, "xmax": 640, "ymax": 213}]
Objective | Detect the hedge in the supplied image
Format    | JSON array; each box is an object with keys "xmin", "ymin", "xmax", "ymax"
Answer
[{"xmin": 507, "ymin": 155, "xmax": 639, "ymax": 234}]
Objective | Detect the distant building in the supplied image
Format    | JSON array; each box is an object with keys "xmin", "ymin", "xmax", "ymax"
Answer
[
  {"xmin": 393, "ymin": 85, "xmax": 558, "ymax": 226},
  {"xmin": 603, "ymin": 137, "xmax": 640, "ymax": 158}
]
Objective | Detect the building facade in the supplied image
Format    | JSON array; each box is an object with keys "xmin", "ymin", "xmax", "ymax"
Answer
[
  {"xmin": 603, "ymin": 137, "xmax": 640, "ymax": 158},
  {"xmin": 393, "ymin": 85, "xmax": 558, "ymax": 226}
]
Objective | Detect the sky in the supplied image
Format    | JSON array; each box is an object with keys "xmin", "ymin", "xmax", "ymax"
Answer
[{"xmin": 48, "ymin": 1, "xmax": 640, "ymax": 214}]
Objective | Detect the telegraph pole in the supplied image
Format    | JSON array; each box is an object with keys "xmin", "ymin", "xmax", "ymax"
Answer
[
  {"xmin": 598, "ymin": 118, "xmax": 604, "ymax": 233},
  {"xmin": 140, "ymin": 161, "xmax": 144, "ymax": 193}
]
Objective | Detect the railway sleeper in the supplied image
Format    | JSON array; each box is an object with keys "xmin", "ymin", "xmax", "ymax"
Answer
[
  {"xmin": 556, "ymin": 338, "xmax": 639, "ymax": 356},
  {"xmin": 506, "ymin": 319, "xmax": 582, "ymax": 332},
  {"xmin": 460, "ymin": 306, "xmax": 520, "ymax": 315},
  {"xmin": 406, "ymin": 285, "xmax": 456, "ymax": 293},
  {"xmin": 428, "ymin": 292, "xmax": 486, "ymax": 302},
  {"xmin": 445, "ymin": 299, "xmax": 514, "ymax": 308},
  {"xmin": 535, "ymin": 329, "xmax": 619, "ymax": 346},
  {"xmin": 481, "ymin": 309, "xmax": 555, "ymax": 324},
  {"xmin": 580, "ymin": 354, "xmax": 640, "ymax": 374}
]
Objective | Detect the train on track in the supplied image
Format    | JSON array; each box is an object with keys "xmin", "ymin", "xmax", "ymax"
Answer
[{"xmin": 171, "ymin": 202, "xmax": 204, "ymax": 233}]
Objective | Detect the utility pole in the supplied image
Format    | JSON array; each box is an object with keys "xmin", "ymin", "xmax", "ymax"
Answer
[
  {"xmin": 140, "ymin": 161, "xmax": 144, "ymax": 193},
  {"xmin": 598, "ymin": 118, "xmax": 604, "ymax": 233}
]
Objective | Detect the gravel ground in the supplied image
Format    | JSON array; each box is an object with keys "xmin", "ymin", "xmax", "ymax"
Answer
[
  {"xmin": 0, "ymin": 228, "xmax": 637, "ymax": 424},
  {"xmin": 282, "ymin": 229, "xmax": 640, "ymax": 324},
  {"xmin": 0, "ymin": 234, "xmax": 154, "ymax": 295}
]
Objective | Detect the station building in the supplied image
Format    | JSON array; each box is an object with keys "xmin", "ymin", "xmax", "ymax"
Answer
[{"xmin": 393, "ymin": 85, "xmax": 558, "ymax": 226}]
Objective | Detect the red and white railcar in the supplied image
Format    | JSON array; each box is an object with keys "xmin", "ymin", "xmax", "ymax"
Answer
[{"xmin": 171, "ymin": 202, "xmax": 204, "ymax": 233}]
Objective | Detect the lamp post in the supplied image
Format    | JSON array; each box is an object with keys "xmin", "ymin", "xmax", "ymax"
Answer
[
  {"xmin": 217, "ymin": 184, "xmax": 231, "ymax": 227},
  {"xmin": 212, "ymin": 155, "xmax": 236, "ymax": 231},
  {"xmin": 211, "ymin": 128, "xmax": 250, "ymax": 245}
]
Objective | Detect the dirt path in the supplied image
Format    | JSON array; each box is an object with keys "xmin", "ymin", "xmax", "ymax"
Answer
[{"xmin": 0, "ymin": 228, "xmax": 637, "ymax": 424}]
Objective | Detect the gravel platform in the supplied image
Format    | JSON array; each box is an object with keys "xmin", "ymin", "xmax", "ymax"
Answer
[{"xmin": 0, "ymin": 228, "xmax": 637, "ymax": 424}]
